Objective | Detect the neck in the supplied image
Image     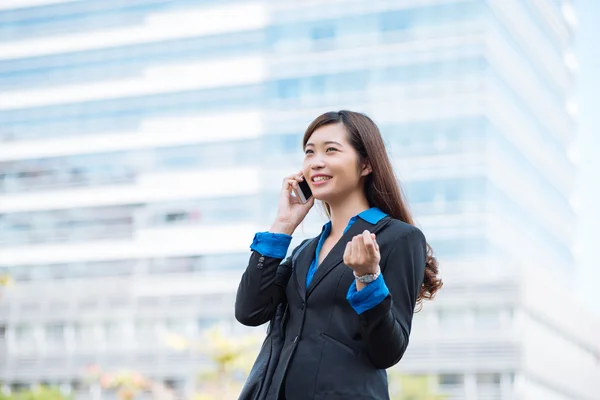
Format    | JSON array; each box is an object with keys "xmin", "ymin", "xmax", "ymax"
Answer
[{"xmin": 327, "ymin": 191, "xmax": 371, "ymax": 237}]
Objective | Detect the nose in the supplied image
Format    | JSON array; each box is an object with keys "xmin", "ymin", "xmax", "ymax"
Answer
[{"xmin": 309, "ymin": 157, "xmax": 326, "ymax": 170}]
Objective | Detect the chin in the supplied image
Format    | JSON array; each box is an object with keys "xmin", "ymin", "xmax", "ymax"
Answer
[{"xmin": 312, "ymin": 191, "xmax": 336, "ymax": 204}]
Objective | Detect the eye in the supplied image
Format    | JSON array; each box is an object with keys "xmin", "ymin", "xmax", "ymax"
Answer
[
  {"xmin": 304, "ymin": 149, "xmax": 314, "ymax": 154},
  {"xmin": 326, "ymin": 147, "xmax": 338, "ymax": 152}
]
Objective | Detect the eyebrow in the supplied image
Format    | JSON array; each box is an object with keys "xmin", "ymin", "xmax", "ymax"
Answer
[{"xmin": 305, "ymin": 140, "xmax": 344, "ymax": 148}]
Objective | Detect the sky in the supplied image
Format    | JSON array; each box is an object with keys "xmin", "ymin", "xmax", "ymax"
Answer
[{"xmin": 574, "ymin": 0, "xmax": 600, "ymax": 316}]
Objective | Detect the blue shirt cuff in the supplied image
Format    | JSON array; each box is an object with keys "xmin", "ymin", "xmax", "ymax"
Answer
[
  {"xmin": 250, "ymin": 232, "xmax": 293, "ymax": 259},
  {"xmin": 346, "ymin": 273, "xmax": 389, "ymax": 315}
]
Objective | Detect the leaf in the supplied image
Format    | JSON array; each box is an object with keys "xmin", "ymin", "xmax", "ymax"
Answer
[
  {"xmin": 0, "ymin": 386, "xmax": 71, "ymax": 400},
  {"xmin": 388, "ymin": 373, "xmax": 448, "ymax": 400}
]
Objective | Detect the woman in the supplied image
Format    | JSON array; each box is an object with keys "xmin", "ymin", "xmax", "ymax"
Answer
[{"xmin": 235, "ymin": 110, "xmax": 442, "ymax": 400}]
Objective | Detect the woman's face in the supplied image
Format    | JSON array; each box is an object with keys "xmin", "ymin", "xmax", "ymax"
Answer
[{"xmin": 303, "ymin": 123, "xmax": 369, "ymax": 204}]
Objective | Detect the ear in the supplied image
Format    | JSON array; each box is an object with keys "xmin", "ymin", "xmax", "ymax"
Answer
[{"xmin": 360, "ymin": 161, "xmax": 372, "ymax": 177}]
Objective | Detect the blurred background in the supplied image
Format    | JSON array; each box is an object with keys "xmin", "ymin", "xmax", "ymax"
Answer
[{"xmin": 0, "ymin": 0, "xmax": 599, "ymax": 399}]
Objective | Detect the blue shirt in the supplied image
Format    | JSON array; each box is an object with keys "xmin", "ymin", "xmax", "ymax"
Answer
[{"xmin": 250, "ymin": 208, "xmax": 390, "ymax": 314}]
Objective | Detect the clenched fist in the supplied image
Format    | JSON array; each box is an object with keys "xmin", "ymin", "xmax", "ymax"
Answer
[{"xmin": 343, "ymin": 230, "xmax": 381, "ymax": 276}]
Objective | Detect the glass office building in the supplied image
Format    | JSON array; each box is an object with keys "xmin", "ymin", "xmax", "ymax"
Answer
[{"xmin": 1, "ymin": 0, "xmax": 598, "ymax": 399}]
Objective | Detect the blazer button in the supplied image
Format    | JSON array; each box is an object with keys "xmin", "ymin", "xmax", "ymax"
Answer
[{"xmin": 300, "ymin": 302, "xmax": 305, "ymax": 310}]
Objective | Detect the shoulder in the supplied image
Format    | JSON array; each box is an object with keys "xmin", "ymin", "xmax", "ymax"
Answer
[
  {"xmin": 379, "ymin": 219, "xmax": 428, "ymax": 268},
  {"xmin": 380, "ymin": 218, "xmax": 426, "ymax": 248},
  {"xmin": 291, "ymin": 236, "xmax": 317, "ymax": 256}
]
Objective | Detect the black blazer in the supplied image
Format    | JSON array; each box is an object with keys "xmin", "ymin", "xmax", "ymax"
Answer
[{"xmin": 235, "ymin": 216, "xmax": 427, "ymax": 400}]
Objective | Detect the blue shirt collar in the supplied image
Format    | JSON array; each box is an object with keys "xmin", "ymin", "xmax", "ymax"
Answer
[
  {"xmin": 356, "ymin": 207, "xmax": 387, "ymax": 224},
  {"xmin": 321, "ymin": 207, "xmax": 387, "ymax": 233}
]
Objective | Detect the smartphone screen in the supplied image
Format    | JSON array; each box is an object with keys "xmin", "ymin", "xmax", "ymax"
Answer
[{"xmin": 298, "ymin": 179, "xmax": 313, "ymax": 203}]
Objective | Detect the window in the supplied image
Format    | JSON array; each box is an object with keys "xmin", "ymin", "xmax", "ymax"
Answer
[
  {"xmin": 165, "ymin": 212, "xmax": 189, "ymax": 223},
  {"xmin": 104, "ymin": 322, "xmax": 125, "ymax": 342},
  {"xmin": 137, "ymin": 296, "xmax": 161, "ymax": 307},
  {"xmin": 48, "ymin": 302, "xmax": 68, "ymax": 311},
  {"xmin": 14, "ymin": 325, "xmax": 34, "ymax": 342},
  {"xmin": 474, "ymin": 308, "xmax": 502, "ymax": 329},
  {"xmin": 164, "ymin": 379, "xmax": 183, "ymax": 391},
  {"xmin": 145, "ymin": 196, "xmax": 257, "ymax": 228},
  {"xmin": 0, "ymin": 205, "xmax": 135, "ymax": 245},
  {"xmin": 439, "ymin": 374, "xmax": 464, "ymax": 386},
  {"xmin": 168, "ymin": 295, "xmax": 195, "ymax": 306},
  {"xmin": 45, "ymin": 323, "xmax": 65, "ymax": 343},
  {"xmin": 311, "ymin": 24, "xmax": 336, "ymax": 41},
  {"xmin": 264, "ymin": 134, "xmax": 302, "ymax": 154},
  {"xmin": 380, "ymin": 10, "xmax": 411, "ymax": 31},
  {"xmin": 477, "ymin": 373, "xmax": 501, "ymax": 387},
  {"xmin": 202, "ymin": 253, "xmax": 248, "ymax": 272},
  {"xmin": 0, "ymin": 154, "xmax": 136, "ymax": 194},
  {"xmin": 78, "ymin": 301, "xmax": 98, "ymax": 310},
  {"xmin": 276, "ymin": 79, "xmax": 301, "ymax": 99},
  {"xmin": 108, "ymin": 297, "xmax": 129, "ymax": 308},
  {"xmin": 19, "ymin": 303, "xmax": 40, "ymax": 312},
  {"xmin": 147, "ymin": 256, "xmax": 202, "ymax": 275},
  {"xmin": 198, "ymin": 318, "xmax": 221, "ymax": 331},
  {"xmin": 135, "ymin": 320, "xmax": 157, "ymax": 342},
  {"xmin": 0, "ymin": 25, "xmax": 260, "ymax": 92},
  {"xmin": 438, "ymin": 309, "xmax": 467, "ymax": 331},
  {"xmin": 8, "ymin": 260, "xmax": 135, "ymax": 281},
  {"xmin": 10, "ymin": 383, "xmax": 29, "ymax": 392},
  {"xmin": 308, "ymin": 75, "xmax": 328, "ymax": 96},
  {"xmin": 165, "ymin": 319, "xmax": 188, "ymax": 336},
  {"xmin": 73, "ymin": 323, "xmax": 96, "ymax": 344},
  {"xmin": 311, "ymin": 24, "xmax": 336, "ymax": 51}
]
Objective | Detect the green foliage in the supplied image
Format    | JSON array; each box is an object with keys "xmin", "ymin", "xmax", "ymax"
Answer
[
  {"xmin": 0, "ymin": 274, "xmax": 12, "ymax": 287},
  {"xmin": 388, "ymin": 372, "xmax": 448, "ymax": 400},
  {"xmin": 0, "ymin": 386, "xmax": 70, "ymax": 400}
]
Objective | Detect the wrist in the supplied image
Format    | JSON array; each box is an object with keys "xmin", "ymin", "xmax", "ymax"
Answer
[
  {"xmin": 353, "ymin": 265, "xmax": 381, "ymax": 284},
  {"xmin": 270, "ymin": 219, "xmax": 296, "ymax": 236},
  {"xmin": 354, "ymin": 265, "xmax": 380, "ymax": 277}
]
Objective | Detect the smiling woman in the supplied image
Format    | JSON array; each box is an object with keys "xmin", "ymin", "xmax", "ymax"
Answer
[{"xmin": 235, "ymin": 110, "xmax": 442, "ymax": 400}]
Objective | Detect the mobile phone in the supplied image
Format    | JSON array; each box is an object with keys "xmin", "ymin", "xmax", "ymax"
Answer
[{"xmin": 297, "ymin": 178, "xmax": 313, "ymax": 204}]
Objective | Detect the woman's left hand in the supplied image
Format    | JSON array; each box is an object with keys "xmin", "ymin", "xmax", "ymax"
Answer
[{"xmin": 343, "ymin": 230, "xmax": 381, "ymax": 276}]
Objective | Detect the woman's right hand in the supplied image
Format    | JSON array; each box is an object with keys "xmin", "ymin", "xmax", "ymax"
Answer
[{"xmin": 270, "ymin": 171, "xmax": 314, "ymax": 235}]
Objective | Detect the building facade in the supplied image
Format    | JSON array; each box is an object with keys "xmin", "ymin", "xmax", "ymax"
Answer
[{"xmin": 0, "ymin": 0, "xmax": 598, "ymax": 399}]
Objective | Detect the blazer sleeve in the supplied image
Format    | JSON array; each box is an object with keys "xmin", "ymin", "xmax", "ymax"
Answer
[
  {"xmin": 358, "ymin": 227, "xmax": 427, "ymax": 369},
  {"xmin": 234, "ymin": 239, "xmax": 309, "ymax": 327}
]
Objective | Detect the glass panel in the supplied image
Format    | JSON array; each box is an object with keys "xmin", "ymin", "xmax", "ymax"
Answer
[
  {"xmin": 14, "ymin": 325, "xmax": 35, "ymax": 342},
  {"xmin": 474, "ymin": 308, "xmax": 502, "ymax": 329},
  {"xmin": 0, "ymin": 205, "xmax": 135, "ymax": 245},
  {"xmin": 45, "ymin": 324, "xmax": 65, "ymax": 342},
  {"xmin": 135, "ymin": 320, "xmax": 157, "ymax": 342},
  {"xmin": 477, "ymin": 373, "xmax": 501, "ymax": 386},
  {"xmin": 438, "ymin": 309, "xmax": 467, "ymax": 330},
  {"xmin": 439, "ymin": 374, "xmax": 464, "ymax": 386},
  {"xmin": 73, "ymin": 323, "xmax": 97, "ymax": 343}
]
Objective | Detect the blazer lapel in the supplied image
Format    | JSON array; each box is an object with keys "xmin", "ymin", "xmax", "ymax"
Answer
[
  {"xmin": 294, "ymin": 236, "xmax": 320, "ymax": 300},
  {"xmin": 306, "ymin": 217, "xmax": 374, "ymax": 297}
]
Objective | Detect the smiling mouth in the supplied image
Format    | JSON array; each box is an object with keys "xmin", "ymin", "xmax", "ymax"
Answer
[{"xmin": 312, "ymin": 175, "xmax": 332, "ymax": 183}]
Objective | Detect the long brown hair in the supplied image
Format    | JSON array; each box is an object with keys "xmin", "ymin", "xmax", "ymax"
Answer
[{"xmin": 302, "ymin": 110, "xmax": 442, "ymax": 310}]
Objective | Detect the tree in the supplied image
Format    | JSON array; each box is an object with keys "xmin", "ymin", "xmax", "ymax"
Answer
[
  {"xmin": 388, "ymin": 372, "xmax": 448, "ymax": 400},
  {"xmin": 0, "ymin": 273, "xmax": 12, "ymax": 305},
  {"xmin": 162, "ymin": 326, "xmax": 261, "ymax": 400},
  {"xmin": 0, "ymin": 386, "xmax": 70, "ymax": 400},
  {"xmin": 83, "ymin": 365, "xmax": 174, "ymax": 400},
  {"xmin": 162, "ymin": 326, "xmax": 448, "ymax": 400},
  {"xmin": 0, "ymin": 274, "xmax": 10, "ymax": 287}
]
